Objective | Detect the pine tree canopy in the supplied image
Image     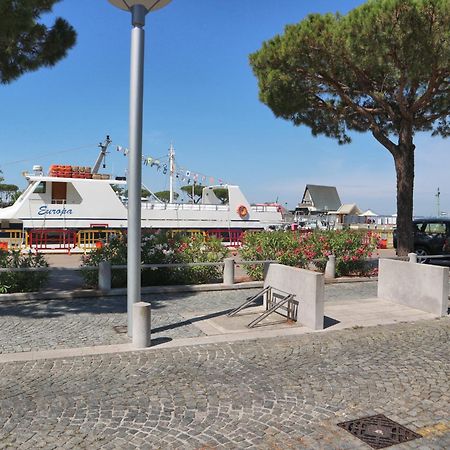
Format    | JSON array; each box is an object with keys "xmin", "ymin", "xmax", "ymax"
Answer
[
  {"xmin": 250, "ymin": 0, "xmax": 449, "ymax": 255},
  {"xmin": 181, "ymin": 184, "xmax": 204, "ymax": 203},
  {"xmin": 250, "ymin": 0, "xmax": 449, "ymax": 144},
  {"xmin": 0, "ymin": 0, "xmax": 77, "ymax": 84},
  {"xmin": 155, "ymin": 191, "xmax": 179, "ymax": 203}
]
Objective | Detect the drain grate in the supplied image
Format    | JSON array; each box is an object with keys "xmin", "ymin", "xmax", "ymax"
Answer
[
  {"xmin": 112, "ymin": 325, "xmax": 128, "ymax": 334},
  {"xmin": 337, "ymin": 414, "xmax": 422, "ymax": 449}
]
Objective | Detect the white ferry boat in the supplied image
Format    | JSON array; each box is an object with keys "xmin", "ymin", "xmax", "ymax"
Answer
[
  {"xmin": 0, "ymin": 142, "xmax": 283, "ymax": 250},
  {"xmin": 0, "ymin": 174, "xmax": 282, "ymax": 231}
]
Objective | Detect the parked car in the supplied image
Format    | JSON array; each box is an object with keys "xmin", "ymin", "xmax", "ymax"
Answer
[{"xmin": 393, "ymin": 217, "xmax": 450, "ymax": 262}]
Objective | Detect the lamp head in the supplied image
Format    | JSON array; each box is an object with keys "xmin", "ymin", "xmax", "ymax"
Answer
[{"xmin": 108, "ymin": 0, "xmax": 172, "ymax": 12}]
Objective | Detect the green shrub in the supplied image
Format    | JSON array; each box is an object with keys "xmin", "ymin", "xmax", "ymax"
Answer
[
  {"xmin": 81, "ymin": 234, "xmax": 128, "ymax": 288},
  {"xmin": 173, "ymin": 233, "xmax": 229, "ymax": 284},
  {"xmin": 81, "ymin": 231, "xmax": 228, "ymax": 288},
  {"xmin": 239, "ymin": 229, "xmax": 377, "ymax": 279},
  {"xmin": 0, "ymin": 250, "xmax": 49, "ymax": 293}
]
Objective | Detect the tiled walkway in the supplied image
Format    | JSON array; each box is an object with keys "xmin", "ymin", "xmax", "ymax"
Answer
[
  {"xmin": 0, "ymin": 281, "xmax": 449, "ymax": 448},
  {"xmin": 0, "ymin": 319, "xmax": 448, "ymax": 449}
]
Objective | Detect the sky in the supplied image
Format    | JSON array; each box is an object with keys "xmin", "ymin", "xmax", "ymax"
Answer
[{"xmin": 0, "ymin": 0, "xmax": 448, "ymax": 216}]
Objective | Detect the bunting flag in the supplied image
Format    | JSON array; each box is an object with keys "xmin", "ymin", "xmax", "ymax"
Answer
[{"xmin": 115, "ymin": 144, "xmax": 227, "ymax": 186}]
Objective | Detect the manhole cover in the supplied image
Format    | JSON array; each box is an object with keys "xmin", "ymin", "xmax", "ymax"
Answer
[
  {"xmin": 337, "ymin": 414, "xmax": 422, "ymax": 448},
  {"xmin": 112, "ymin": 325, "xmax": 128, "ymax": 334}
]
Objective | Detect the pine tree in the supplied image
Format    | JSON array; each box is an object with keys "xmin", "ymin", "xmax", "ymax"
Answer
[
  {"xmin": 250, "ymin": 0, "xmax": 450, "ymax": 255},
  {"xmin": 0, "ymin": 0, "xmax": 76, "ymax": 84}
]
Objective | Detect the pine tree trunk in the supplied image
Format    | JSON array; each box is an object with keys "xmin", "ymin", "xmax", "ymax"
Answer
[{"xmin": 394, "ymin": 126, "xmax": 415, "ymax": 256}]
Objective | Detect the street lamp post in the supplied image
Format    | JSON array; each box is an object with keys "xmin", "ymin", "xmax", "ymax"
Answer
[{"xmin": 108, "ymin": 0, "xmax": 172, "ymax": 336}]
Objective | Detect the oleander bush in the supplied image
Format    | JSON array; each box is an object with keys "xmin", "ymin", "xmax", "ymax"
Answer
[
  {"xmin": 81, "ymin": 231, "xmax": 228, "ymax": 288},
  {"xmin": 0, "ymin": 250, "xmax": 49, "ymax": 293},
  {"xmin": 239, "ymin": 229, "xmax": 378, "ymax": 280}
]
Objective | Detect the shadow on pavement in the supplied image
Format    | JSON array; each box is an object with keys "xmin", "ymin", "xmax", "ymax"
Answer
[
  {"xmin": 324, "ymin": 316, "xmax": 341, "ymax": 328},
  {"xmin": 0, "ymin": 291, "xmax": 195, "ymax": 319}
]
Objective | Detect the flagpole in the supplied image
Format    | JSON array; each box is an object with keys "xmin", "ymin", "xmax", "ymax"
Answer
[{"xmin": 169, "ymin": 144, "xmax": 175, "ymax": 203}]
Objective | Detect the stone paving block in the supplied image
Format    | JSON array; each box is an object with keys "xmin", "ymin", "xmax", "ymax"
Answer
[{"xmin": 0, "ymin": 319, "xmax": 448, "ymax": 448}]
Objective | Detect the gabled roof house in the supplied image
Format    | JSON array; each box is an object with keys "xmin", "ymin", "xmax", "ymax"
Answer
[{"xmin": 297, "ymin": 184, "xmax": 341, "ymax": 215}]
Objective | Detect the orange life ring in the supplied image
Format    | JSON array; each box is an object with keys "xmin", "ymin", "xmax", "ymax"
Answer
[{"xmin": 237, "ymin": 205, "xmax": 248, "ymax": 218}]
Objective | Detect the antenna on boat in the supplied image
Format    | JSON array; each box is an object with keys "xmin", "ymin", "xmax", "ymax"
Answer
[
  {"xmin": 169, "ymin": 143, "xmax": 175, "ymax": 204},
  {"xmin": 92, "ymin": 135, "xmax": 112, "ymax": 174}
]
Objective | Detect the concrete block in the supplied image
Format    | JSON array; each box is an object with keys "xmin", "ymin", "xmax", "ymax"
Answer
[
  {"xmin": 378, "ymin": 259, "xmax": 448, "ymax": 317},
  {"xmin": 325, "ymin": 255, "xmax": 336, "ymax": 279},
  {"xmin": 408, "ymin": 252, "xmax": 418, "ymax": 263},
  {"xmin": 223, "ymin": 258, "xmax": 235, "ymax": 285},
  {"xmin": 98, "ymin": 261, "xmax": 111, "ymax": 291},
  {"xmin": 132, "ymin": 302, "xmax": 151, "ymax": 348},
  {"xmin": 264, "ymin": 264, "xmax": 324, "ymax": 330}
]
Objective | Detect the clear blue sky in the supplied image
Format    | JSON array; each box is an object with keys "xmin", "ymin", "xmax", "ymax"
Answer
[{"xmin": 1, "ymin": 0, "xmax": 448, "ymax": 216}]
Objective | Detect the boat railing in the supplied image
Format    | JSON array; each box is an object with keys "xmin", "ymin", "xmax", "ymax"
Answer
[
  {"xmin": 251, "ymin": 205, "xmax": 279, "ymax": 212},
  {"xmin": 140, "ymin": 202, "xmax": 229, "ymax": 211}
]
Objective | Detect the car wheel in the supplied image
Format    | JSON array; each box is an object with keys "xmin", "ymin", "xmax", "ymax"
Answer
[{"xmin": 415, "ymin": 247, "xmax": 429, "ymax": 264}]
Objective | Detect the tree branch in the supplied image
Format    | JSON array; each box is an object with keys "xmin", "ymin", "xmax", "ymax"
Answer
[
  {"xmin": 342, "ymin": 57, "xmax": 398, "ymax": 120},
  {"xmin": 411, "ymin": 70, "xmax": 446, "ymax": 112},
  {"xmin": 316, "ymin": 71, "xmax": 399, "ymax": 155},
  {"xmin": 395, "ymin": 73, "xmax": 411, "ymax": 119}
]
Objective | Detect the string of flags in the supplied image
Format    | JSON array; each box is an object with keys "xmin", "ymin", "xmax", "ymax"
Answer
[{"xmin": 116, "ymin": 145, "xmax": 225, "ymax": 186}]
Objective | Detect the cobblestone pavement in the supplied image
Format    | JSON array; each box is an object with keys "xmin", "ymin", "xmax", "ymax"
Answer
[
  {"xmin": 0, "ymin": 282, "xmax": 379, "ymax": 354},
  {"xmin": 0, "ymin": 319, "xmax": 448, "ymax": 449}
]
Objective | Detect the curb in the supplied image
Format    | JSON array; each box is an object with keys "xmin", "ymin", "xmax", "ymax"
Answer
[
  {"xmin": 0, "ymin": 281, "xmax": 264, "ymax": 302},
  {"xmin": 325, "ymin": 276, "xmax": 378, "ymax": 284},
  {"xmin": 0, "ymin": 276, "xmax": 382, "ymax": 302}
]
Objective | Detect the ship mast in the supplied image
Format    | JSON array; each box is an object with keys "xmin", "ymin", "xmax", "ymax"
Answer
[
  {"xmin": 92, "ymin": 135, "xmax": 112, "ymax": 174},
  {"xmin": 169, "ymin": 143, "xmax": 175, "ymax": 204}
]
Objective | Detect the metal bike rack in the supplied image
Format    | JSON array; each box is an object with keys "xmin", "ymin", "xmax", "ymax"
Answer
[
  {"xmin": 228, "ymin": 286, "xmax": 298, "ymax": 328},
  {"xmin": 247, "ymin": 292, "xmax": 297, "ymax": 328},
  {"xmin": 227, "ymin": 286, "xmax": 271, "ymax": 317}
]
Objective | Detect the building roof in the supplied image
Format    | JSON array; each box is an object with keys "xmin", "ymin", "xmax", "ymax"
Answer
[
  {"xmin": 335, "ymin": 203, "xmax": 361, "ymax": 215},
  {"xmin": 298, "ymin": 184, "xmax": 341, "ymax": 212},
  {"xmin": 359, "ymin": 209, "xmax": 378, "ymax": 217}
]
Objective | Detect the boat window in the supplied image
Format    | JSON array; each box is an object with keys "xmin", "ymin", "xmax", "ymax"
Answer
[
  {"xmin": 52, "ymin": 182, "xmax": 67, "ymax": 204},
  {"xmin": 34, "ymin": 181, "xmax": 46, "ymax": 194}
]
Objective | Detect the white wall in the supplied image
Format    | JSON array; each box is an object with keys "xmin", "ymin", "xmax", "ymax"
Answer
[
  {"xmin": 378, "ymin": 259, "xmax": 448, "ymax": 317},
  {"xmin": 264, "ymin": 263, "xmax": 324, "ymax": 330}
]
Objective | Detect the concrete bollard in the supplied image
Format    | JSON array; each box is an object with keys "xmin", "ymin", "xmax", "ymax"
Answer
[
  {"xmin": 223, "ymin": 258, "xmax": 235, "ymax": 285},
  {"xmin": 324, "ymin": 255, "xmax": 336, "ymax": 279},
  {"xmin": 408, "ymin": 252, "xmax": 418, "ymax": 263},
  {"xmin": 98, "ymin": 261, "xmax": 111, "ymax": 291},
  {"xmin": 132, "ymin": 302, "xmax": 151, "ymax": 348}
]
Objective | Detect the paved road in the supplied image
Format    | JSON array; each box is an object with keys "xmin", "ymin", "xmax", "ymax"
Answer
[
  {"xmin": 0, "ymin": 284, "xmax": 379, "ymax": 355},
  {"xmin": 0, "ymin": 319, "xmax": 448, "ymax": 449}
]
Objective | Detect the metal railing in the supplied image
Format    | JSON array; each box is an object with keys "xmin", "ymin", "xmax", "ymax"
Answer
[
  {"xmin": 77, "ymin": 229, "xmax": 124, "ymax": 253},
  {"xmin": 416, "ymin": 253, "xmax": 450, "ymax": 262},
  {"xmin": 140, "ymin": 202, "xmax": 229, "ymax": 211},
  {"xmin": 0, "ymin": 259, "xmax": 273, "ymax": 293},
  {"xmin": 0, "ymin": 230, "xmax": 28, "ymax": 250}
]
